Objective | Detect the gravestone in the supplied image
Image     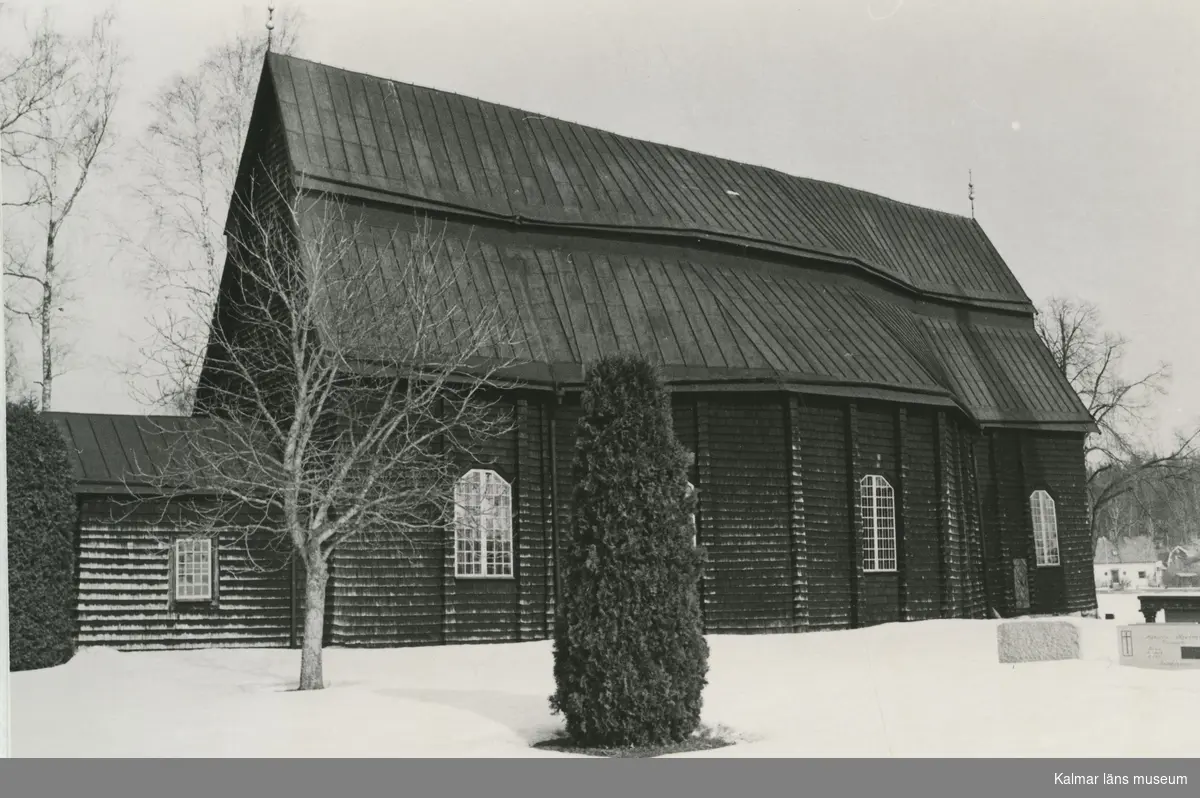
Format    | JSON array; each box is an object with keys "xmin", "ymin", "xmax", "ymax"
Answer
[
  {"xmin": 1117, "ymin": 624, "xmax": 1200, "ymax": 669},
  {"xmin": 997, "ymin": 619, "xmax": 1080, "ymax": 663}
]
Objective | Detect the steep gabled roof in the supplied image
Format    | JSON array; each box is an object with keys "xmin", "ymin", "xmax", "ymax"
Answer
[
  {"xmin": 266, "ymin": 54, "xmax": 1028, "ymax": 309},
  {"xmin": 209, "ymin": 54, "xmax": 1095, "ymax": 432}
]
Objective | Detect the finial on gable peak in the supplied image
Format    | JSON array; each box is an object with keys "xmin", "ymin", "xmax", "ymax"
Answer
[
  {"xmin": 968, "ymin": 168, "xmax": 975, "ymax": 219},
  {"xmin": 266, "ymin": 3, "xmax": 276, "ymax": 52}
]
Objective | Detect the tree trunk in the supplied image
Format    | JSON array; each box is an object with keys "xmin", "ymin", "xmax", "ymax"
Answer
[
  {"xmin": 298, "ymin": 556, "xmax": 328, "ymax": 691},
  {"xmin": 40, "ymin": 229, "xmax": 55, "ymax": 410}
]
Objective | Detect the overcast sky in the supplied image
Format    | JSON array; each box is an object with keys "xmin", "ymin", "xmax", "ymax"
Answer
[{"xmin": 5, "ymin": 0, "xmax": 1198, "ymax": 445}]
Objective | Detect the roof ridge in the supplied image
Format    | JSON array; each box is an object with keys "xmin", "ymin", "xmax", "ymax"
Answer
[{"xmin": 270, "ymin": 53, "xmax": 976, "ymax": 223}]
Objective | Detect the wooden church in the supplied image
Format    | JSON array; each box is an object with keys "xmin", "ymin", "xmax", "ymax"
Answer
[{"xmin": 47, "ymin": 53, "xmax": 1098, "ymax": 651}]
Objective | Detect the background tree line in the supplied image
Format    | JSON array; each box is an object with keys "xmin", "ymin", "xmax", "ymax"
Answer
[{"xmin": 1036, "ymin": 296, "xmax": 1200, "ymax": 557}]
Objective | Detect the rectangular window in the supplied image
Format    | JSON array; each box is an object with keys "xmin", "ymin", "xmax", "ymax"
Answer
[{"xmin": 174, "ymin": 538, "xmax": 213, "ymax": 601}]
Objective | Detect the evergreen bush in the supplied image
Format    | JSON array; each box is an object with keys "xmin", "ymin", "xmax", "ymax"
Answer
[
  {"xmin": 7, "ymin": 401, "xmax": 78, "ymax": 670},
  {"xmin": 549, "ymin": 354, "xmax": 708, "ymax": 746}
]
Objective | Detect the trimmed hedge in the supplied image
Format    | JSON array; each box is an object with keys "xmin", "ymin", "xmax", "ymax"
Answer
[
  {"xmin": 7, "ymin": 401, "xmax": 78, "ymax": 670},
  {"xmin": 549, "ymin": 354, "xmax": 709, "ymax": 746}
]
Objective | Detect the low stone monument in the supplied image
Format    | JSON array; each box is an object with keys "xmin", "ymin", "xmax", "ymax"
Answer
[
  {"xmin": 1117, "ymin": 624, "xmax": 1200, "ymax": 669},
  {"xmin": 996, "ymin": 619, "xmax": 1081, "ymax": 664}
]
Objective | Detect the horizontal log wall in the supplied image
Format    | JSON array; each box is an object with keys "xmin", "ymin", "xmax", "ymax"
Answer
[
  {"xmin": 938, "ymin": 414, "xmax": 963, "ymax": 618},
  {"xmin": 797, "ymin": 398, "xmax": 854, "ymax": 630},
  {"xmin": 975, "ymin": 434, "xmax": 1008, "ymax": 615},
  {"xmin": 446, "ymin": 398, "xmax": 525, "ymax": 645},
  {"xmin": 517, "ymin": 400, "xmax": 551, "ymax": 640},
  {"xmin": 990, "ymin": 430, "xmax": 1029, "ymax": 614},
  {"xmin": 75, "ymin": 498, "xmax": 292, "ymax": 651},
  {"xmin": 702, "ymin": 399, "xmax": 791, "ymax": 633},
  {"xmin": 327, "ymin": 522, "xmax": 443, "ymax": 647},
  {"xmin": 787, "ymin": 397, "xmax": 808, "ymax": 632},
  {"xmin": 326, "ymin": 398, "xmax": 542, "ymax": 648},
  {"xmin": 855, "ymin": 403, "xmax": 901, "ymax": 627},
  {"xmin": 1016, "ymin": 432, "xmax": 1094, "ymax": 616},
  {"xmin": 901, "ymin": 409, "xmax": 942, "ymax": 620},
  {"xmin": 959, "ymin": 432, "xmax": 988, "ymax": 619},
  {"xmin": 73, "ymin": 395, "xmax": 1085, "ymax": 651}
]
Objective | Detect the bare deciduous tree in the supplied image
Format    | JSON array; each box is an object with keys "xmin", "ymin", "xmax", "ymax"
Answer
[
  {"xmin": 1036, "ymin": 296, "xmax": 1200, "ymax": 541},
  {"xmin": 138, "ymin": 177, "xmax": 520, "ymax": 690},
  {"xmin": 122, "ymin": 13, "xmax": 302, "ymax": 413},
  {"xmin": 0, "ymin": 5, "xmax": 74, "ymax": 146},
  {"xmin": 2, "ymin": 8, "xmax": 122, "ymax": 409}
]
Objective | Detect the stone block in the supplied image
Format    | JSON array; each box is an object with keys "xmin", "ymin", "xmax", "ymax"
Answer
[{"xmin": 997, "ymin": 620, "xmax": 1081, "ymax": 664}]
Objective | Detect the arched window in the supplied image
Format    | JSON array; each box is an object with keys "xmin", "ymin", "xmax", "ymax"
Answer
[
  {"xmin": 860, "ymin": 474, "xmax": 897, "ymax": 572},
  {"xmin": 454, "ymin": 469, "xmax": 513, "ymax": 577},
  {"xmin": 1030, "ymin": 489, "xmax": 1060, "ymax": 567},
  {"xmin": 685, "ymin": 481, "xmax": 697, "ymax": 547}
]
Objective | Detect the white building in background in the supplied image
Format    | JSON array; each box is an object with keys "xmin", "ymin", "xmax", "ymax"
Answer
[{"xmin": 1094, "ymin": 536, "xmax": 1163, "ymax": 590}]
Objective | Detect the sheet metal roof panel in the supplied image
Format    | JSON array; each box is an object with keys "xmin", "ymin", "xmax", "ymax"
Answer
[{"xmin": 269, "ymin": 55, "xmax": 1034, "ymax": 306}]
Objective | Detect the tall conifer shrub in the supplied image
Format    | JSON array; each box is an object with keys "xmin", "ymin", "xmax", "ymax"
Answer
[
  {"xmin": 7, "ymin": 401, "xmax": 78, "ymax": 670},
  {"xmin": 549, "ymin": 354, "xmax": 708, "ymax": 746}
]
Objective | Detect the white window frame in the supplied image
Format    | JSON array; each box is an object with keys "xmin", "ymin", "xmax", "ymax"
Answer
[
  {"xmin": 860, "ymin": 474, "xmax": 897, "ymax": 573},
  {"xmin": 173, "ymin": 537, "xmax": 213, "ymax": 602},
  {"xmin": 454, "ymin": 468, "xmax": 514, "ymax": 578},
  {"xmin": 1030, "ymin": 489, "xmax": 1060, "ymax": 567}
]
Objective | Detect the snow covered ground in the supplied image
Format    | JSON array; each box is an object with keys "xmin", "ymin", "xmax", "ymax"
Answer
[{"xmin": 11, "ymin": 592, "xmax": 1199, "ymax": 757}]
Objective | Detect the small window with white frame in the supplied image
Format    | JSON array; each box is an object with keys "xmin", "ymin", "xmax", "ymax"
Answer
[
  {"xmin": 173, "ymin": 537, "xmax": 214, "ymax": 602},
  {"xmin": 1030, "ymin": 489, "xmax": 1060, "ymax": 567},
  {"xmin": 455, "ymin": 468, "xmax": 514, "ymax": 578},
  {"xmin": 860, "ymin": 474, "xmax": 897, "ymax": 572}
]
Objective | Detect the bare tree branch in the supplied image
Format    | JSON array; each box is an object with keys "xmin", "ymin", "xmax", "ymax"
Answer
[
  {"xmin": 1037, "ymin": 295, "xmax": 1200, "ymax": 544},
  {"xmin": 115, "ymin": 12, "xmax": 303, "ymax": 414},
  {"xmin": 0, "ymin": 6, "xmax": 76, "ymax": 147},
  {"xmin": 133, "ymin": 173, "xmax": 524, "ymax": 690},
  {"xmin": 2, "ymin": 7, "xmax": 123, "ymax": 409}
]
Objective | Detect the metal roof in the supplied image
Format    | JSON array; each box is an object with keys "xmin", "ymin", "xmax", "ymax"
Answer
[
  {"xmin": 266, "ymin": 54, "xmax": 1029, "ymax": 309},
  {"xmin": 316, "ymin": 210, "xmax": 1093, "ymax": 428},
  {"xmin": 43, "ymin": 412, "xmax": 240, "ymax": 494},
  {"xmin": 204, "ymin": 54, "xmax": 1095, "ymax": 431}
]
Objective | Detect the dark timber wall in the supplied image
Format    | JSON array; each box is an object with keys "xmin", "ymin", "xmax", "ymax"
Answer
[
  {"xmin": 796, "ymin": 398, "xmax": 853, "ymax": 630},
  {"xmin": 980, "ymin": 430, "xmax": 1094, "ymax": 618},
  {"xmin": 699, "ymin": 398, "xmax": 791, "ymax": 633},
  {"xmin": 902, "ymin": 409, "xmax": 942, "ymax": 621},
  {"xmin": 74, "ymin": 498, "xmax": 292, "ymax": 651},
  {"xmin": 855, "ymin": 402, "xmax": 901, "ymax": 627},
  {"xmin": 69, "ymin": 395, "xmax": 1092, "ymax": 652},
  {"xmin": 326, "ymin": 397, "xmax": 554, "ymax": 648}
]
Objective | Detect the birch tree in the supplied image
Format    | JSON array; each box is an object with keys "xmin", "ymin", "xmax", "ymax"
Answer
[
  {"xmin": 123, "ymin": 12, "xmax": 302, "ymax": 413},
  {"xmin": 2, "ymin": 8, "xmax": 122, "ymax": 409},
  {"xmin": 139, "ymin": 176, "xmax": 520, "ymax": 690},
  {"xmin": 1036, "ymin": 296, "xmax": 1200, "ymax": 541},
  {"xmin": 0, "ymin": 5, "xmax": 74, "ymax": 145}
]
